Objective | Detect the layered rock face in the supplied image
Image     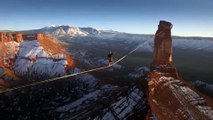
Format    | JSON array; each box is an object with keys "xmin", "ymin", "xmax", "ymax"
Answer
[
  {"xmin": 15, "ymin": 33, "xmax": 23, "ymax": 43},
  {"xmin": 0, "ymin": 32, "xmax": 55, "ymax": 43},
  {"xmin": 152, "ymin": 21, "xmax": 173, "ymax": 66},
  {"xmin": 146, "ymin": 21, "xmax": 213, "ymax": 120},
  {"xmin": 0, "ymin": 33, "xmax": 74, "ymax": 86},
  {"xmin": 0, "ymin": 32, "xmax": 23, "ymax": 43}
]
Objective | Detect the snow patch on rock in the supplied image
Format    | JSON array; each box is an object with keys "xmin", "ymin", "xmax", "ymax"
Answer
[
  {"xmin": 128, "ymin": 66, "xmax": 150, "ymax": 79},
  {"xmin": 191, "ymin": 80, "xmax": 213, "ymax": 92},
  {"xmin": 13, "ymin": 40, "xmax": 68, "ymax": 77}
]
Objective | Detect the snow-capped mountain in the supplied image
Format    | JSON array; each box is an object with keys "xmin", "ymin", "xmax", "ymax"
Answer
[
  {"xmin": 41, "ymin": 25, "xmax": 100, "ymax": 37},
  {"xmin": 38, "ymin": 25, "xmax": 145, "ymax": 41},
  {"xmin": 36, "ymin": 25, "xmax": 213, "ymax": 54}
]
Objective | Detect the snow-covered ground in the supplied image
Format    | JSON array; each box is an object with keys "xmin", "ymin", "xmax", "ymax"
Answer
[
  {"xmin": 55, "ymin": 85, "xmax": 148, "ymax": 120},
  {"xmin": 127, "ymin": 37, "xmax": 213, "ymax": 53},
  {"xmin": 128, "ymin": 67, "xmax": 150, "ymax": 79},
  {"xmin": 191, "ymin": 80, "xmax": 213, "ymax": 92},
  {"xmin": 13, "ymin": 40, "xmax": 68, "ymax": 77},
  {"xmin": 96, "ymin": 86, "xmax": 146, "ymax": 120},
  {"xmin": 173, "ymin": 38, "xmax": 213, "ymax": 52},
  {"xmin": 70, "ymin": 67, "xmax": 99, "ymax": 92}
]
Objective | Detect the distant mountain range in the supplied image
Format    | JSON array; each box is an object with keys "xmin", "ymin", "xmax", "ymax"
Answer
[
  {"xmin": 1, "ymin": 25, "xmax": 211, "ymax": 40},
  {"xmin": 4, "ymin": 25, "xmax": 209, "ymax": 57},
  {"xmin": 1, "ymin": 25, "xmax": 213, "ymax": 55},
  {"xmin": 0, "ymin": 25, "xmax": 213, "ymax": 119}
]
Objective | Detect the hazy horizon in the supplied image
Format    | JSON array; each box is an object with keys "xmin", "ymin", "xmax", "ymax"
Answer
[{"xmin": 0, "ymin": 0, "xmax": 213, "ymax": 37}]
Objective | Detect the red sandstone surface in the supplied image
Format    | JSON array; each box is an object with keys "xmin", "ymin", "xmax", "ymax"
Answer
[
  {"xmin": 0, "ymin": 32, "xmax": 74, "ymax": 85},
  {"xmin": 0, "ymin": 32, "xmax": 23, "ymax": 43},
  {"xmin": 0, "ymin": 42, "xmax": 18, "ymax": 86},
  {"xmin": 152, "ymin": 21, "xmax": 172, "ymax": 66},
  {"xmin": 145, "ymin": 21, "xmax": 213, "ymax": 120},
  {"xmin": 36, "ymin": 34, "xmax": 74, "ymax": 70}
]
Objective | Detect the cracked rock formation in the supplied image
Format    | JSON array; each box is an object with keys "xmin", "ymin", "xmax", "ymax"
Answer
[
  {"xmin": 146, "ymin": 20, "xmax": 213, "ymax": 120},
  {"xmin": 152, "ymin": 20, "xmax": 173, "ymax": 66}
]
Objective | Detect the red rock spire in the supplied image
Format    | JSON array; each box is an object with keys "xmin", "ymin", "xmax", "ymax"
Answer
[{"xmin": 152, "ymin": 20, "xmax": 173, "ymax": 66}]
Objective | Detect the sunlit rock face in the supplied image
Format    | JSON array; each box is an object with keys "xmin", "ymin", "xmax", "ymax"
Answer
[
  {"xmin": 147, "ymin": 70, "xmax": 213, "ymax": 120},
  {"xmin": 0, "ymin": 33, "xmax": 74, "ymax": 83},
  {"xmin": 152, "ymin": 21, "xmax": 173, "ymax": 66},
  {"xmin": 0, "ymin": 32, "xmax": 23, "ymax": 43},
  {"xmin": 146, "ymin": 20, "xmax": 213, "ymax": 120},
  {"xmin": 13, "ymin": 40, "xmax": 68, "ymax": 77}
]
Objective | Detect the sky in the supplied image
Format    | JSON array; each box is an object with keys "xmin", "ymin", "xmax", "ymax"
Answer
[{"xmin": 0, "ymin": 0, "xmax": 212, "ymax": 37}]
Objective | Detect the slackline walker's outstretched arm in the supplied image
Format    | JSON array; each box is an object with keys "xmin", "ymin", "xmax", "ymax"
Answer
[{"xmin": 0, "ymin": 40, "xmax": 149, "ymax": 94}]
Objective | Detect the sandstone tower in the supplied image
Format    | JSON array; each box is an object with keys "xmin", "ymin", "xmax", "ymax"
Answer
[
  {"xmin": 16, "ymin": 33, "xmax": 23, "ymax": 43},
  {"xmin": 0, "ymin": 32, "xmax": 7, "ymax": 42},
  {"xmin": 152, "ymin": 20, "xmax": 173, "ymax": 66}
]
